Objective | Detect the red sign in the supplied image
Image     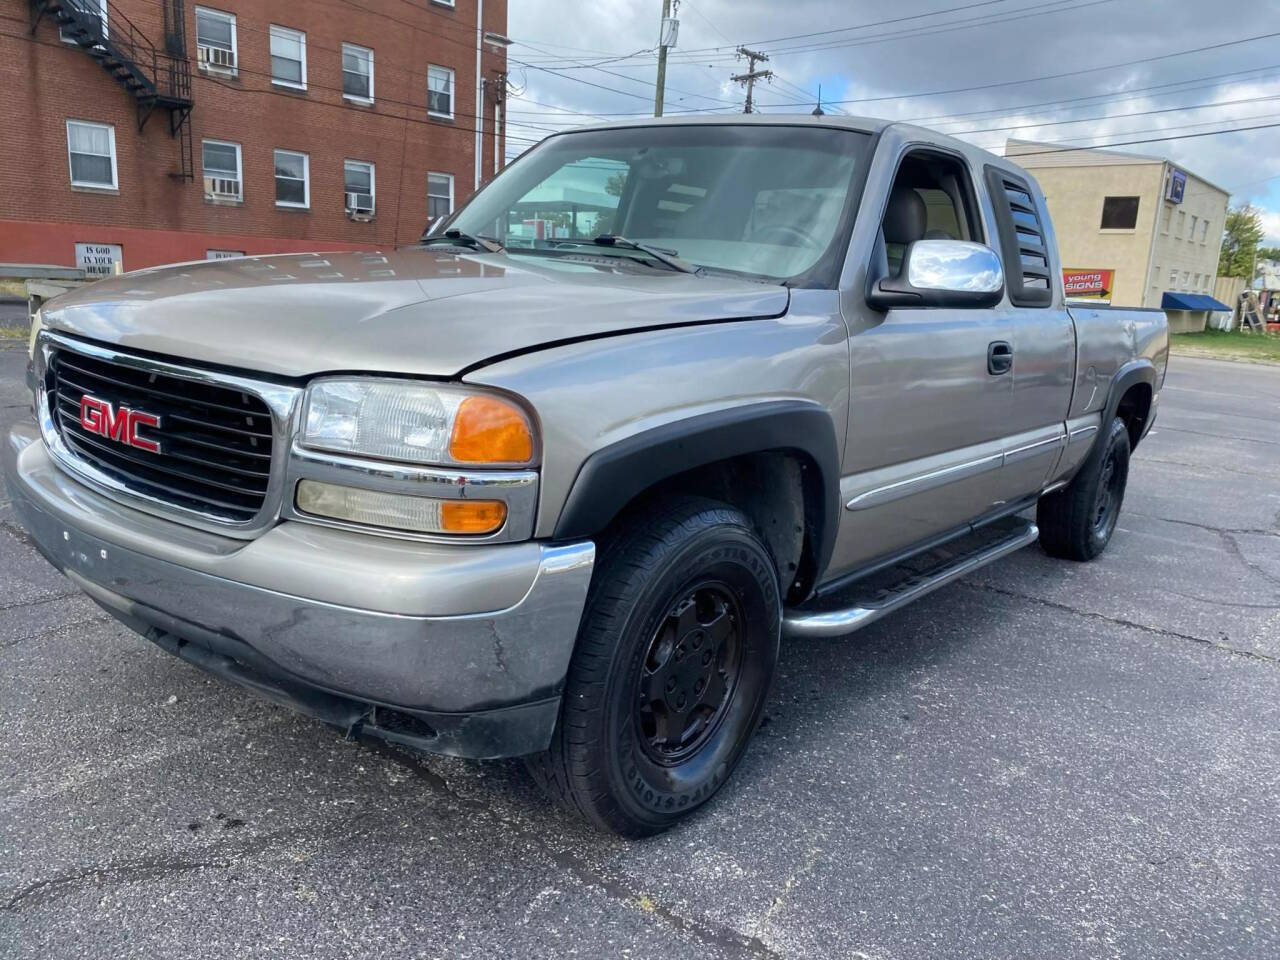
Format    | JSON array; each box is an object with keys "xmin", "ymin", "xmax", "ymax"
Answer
[
  {"xmin": 79, "ymin": 395, "xmax": 162, "ymax": 454},
  {"xmin": 1063, "ymin": 268, "xmax": 1114, "ymax": 301}
]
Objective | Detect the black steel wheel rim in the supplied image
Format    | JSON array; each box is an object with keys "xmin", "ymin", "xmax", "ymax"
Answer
[
  {"xmin": 1092, "ymin": 448, "xmax": 1122, "ymax": 534},
  {"xmin": 635, "ymin": 581, "xmax": 744, "ymax": 766}
]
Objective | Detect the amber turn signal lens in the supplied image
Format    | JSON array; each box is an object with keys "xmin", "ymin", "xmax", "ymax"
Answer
[
  {"xmin": 449, "ymin": 395, "xmax": 534, "ymax": 464},
  {"xmin": 440, "ymin": 499, "xmax": 508, "ymax": 534}
]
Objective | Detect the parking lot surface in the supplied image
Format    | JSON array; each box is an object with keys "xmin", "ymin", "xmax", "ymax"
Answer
[{"xmin": 2, "ymin": 340, "xmax": 1278, "ymax": 959}]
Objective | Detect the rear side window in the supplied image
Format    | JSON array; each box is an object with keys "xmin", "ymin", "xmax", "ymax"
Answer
[{"xmin": 984, "ymin": 166, "xmax": 1053, "ymax": 308}]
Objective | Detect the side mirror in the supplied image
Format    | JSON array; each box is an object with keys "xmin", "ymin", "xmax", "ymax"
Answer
[{"xmin": 867, "ymin": 239, "xmax": 1005, "ymax": 310}]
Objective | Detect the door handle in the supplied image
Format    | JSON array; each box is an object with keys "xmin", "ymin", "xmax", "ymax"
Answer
[{"xmin": 987, "ymin": 340, "xmax": 1013, "ymax": 375}]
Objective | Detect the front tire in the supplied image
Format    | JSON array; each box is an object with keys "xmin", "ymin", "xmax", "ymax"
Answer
[
  {"xmin": 528, "ymin": 497, "xmax": 781, "ymax": 836},
  {"xmin": 1037, "ymin": 416, "xmax": 1131, "ymax": 561}
]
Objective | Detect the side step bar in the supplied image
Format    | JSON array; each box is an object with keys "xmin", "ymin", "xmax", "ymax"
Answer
[{"xmin": 783, "ymin": 520, "xmax": 1039, "ymax": 639}]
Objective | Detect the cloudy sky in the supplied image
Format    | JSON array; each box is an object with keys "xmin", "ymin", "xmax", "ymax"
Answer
[{"xmin": 505, "ymin": 0, "xmax": 1280, "ymax": 242}]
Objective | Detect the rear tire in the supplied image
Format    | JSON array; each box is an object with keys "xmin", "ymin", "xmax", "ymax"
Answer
[
  {"xmin": 528, "ymin": 496, "xmax": 781, "ymax": 837},
  {"xmin": 1037, "ymin": 416, "xmax": 1131, "ymax": 561}
]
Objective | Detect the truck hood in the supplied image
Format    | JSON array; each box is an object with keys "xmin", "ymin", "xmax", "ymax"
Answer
[{"xmin": 40, "ymin": 249, "xmax": 789, "ymax": 379}]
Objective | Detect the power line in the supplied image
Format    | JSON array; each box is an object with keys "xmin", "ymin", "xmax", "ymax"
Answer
[
  {"xmin": 506, "ymin": 31, "xmax": 1280, "ymax": 119},
  {"xmin": 515, "ymin": 37, "xmax": 739, "ymax": 109},
  {"xmin": 950, "ymin": 89, "xmax": 1280, "ymax": 140},
  {"xmin": 910, "ymin": 64, "xmax": 1280, "ymax": 127},
  {"xmin": 669, "ymin": 0, "xmax": 1106, "ymax": 62},
  {"xmin": 521, "ymin": 0, "xmax": 1100, "ymax": 68},
  {"xmin": 983, "ymin": 119, "xmax": 1280, "ymax": 158},
  {"xmin": 709, "ymin": 28, "xmax": 1280, "ymax": 112}
]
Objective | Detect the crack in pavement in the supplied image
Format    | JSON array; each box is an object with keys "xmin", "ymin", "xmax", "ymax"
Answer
[
  {"xmin": 1134, "ymin": 455, "xmax": 1277, "ymax": 481},
  {"xmin": 0, "ymin": 591, "xmax": 82, "ymax": 613},
  {"xmin": 2, "ymin": 810, "xmax": 374, "ymax": 914},
  {"xmin": 1, "ymin": 516, "xmax": 38, "ymax": 549},
  {"xmin": 962, "ymin": 582, "xmax": 1280, "ymax": 667},
  {"xmin": 0, "ymin": 613, "xmax": 112, "ymax": 650},
  {"xmin": 1158, "ymin": 588, "xmax": 1280, "ymax": 610},
  {"xmin": 1155, "ymin": 425, "xmax": 1280, "ymax": 447},
  {"xmin": 1127, "ymin": 512, "xmax": 1280, "ymax": 589},
  {"xmin": 361, "ymin": 740, "xmax": 780, "ymax": 960},
  {"xmin": 1127, "ymin": 512, "xmax": 1280, "ymax": 540},
  {"xmin": 749, "ymin": 845, "xmax": 824, "ymax": 945},
  {"xmin": 4, "ymin": 859, "xmax": 221, "ymax": 913}
]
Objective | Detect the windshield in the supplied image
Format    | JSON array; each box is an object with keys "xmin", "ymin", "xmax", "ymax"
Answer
[{"xmin": 438, "ymin": 124, "xmax": 872, "ymax": 285}]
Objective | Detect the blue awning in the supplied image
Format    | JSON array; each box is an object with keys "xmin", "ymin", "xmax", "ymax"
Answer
[{"xmin": 1161, "ymin": 292, "xmax": 1231, "ymax": 311}]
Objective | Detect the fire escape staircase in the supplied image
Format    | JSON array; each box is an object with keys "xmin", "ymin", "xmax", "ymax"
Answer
[{"xmin": 30, "ymin": 0, "xmax": 195, "ymax": 182}]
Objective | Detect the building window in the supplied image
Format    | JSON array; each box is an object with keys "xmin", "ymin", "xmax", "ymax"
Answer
[
  {"xmin": 66, "ymin": 119, "xmax": 117, "ymax": 189},
  {"xmin": 274, "ymin": 149, "xmax": 309, "ymax": 207},
  {"xmin": 1192, "ymin": 273, "xmax": 1201, "ymax": 290},
  {"xmin": 1168, "ymin": 268, "xmax": 1178, "ymax": 288},
  {"xmin": 61, "ymin": 0, "xmax": 107, "ymax": 44},
  {"xmin": 1200, "ymin": 219, "xmax": 1210, "ymax": 244},
  {"xmin": 344, "ymin": 159, "xmax": 375, "ymax": 215},
  {"xmin": 1189, "ymin": 215, "xmax": 1198, "ymax": 242},
  {"xmin": 1204, "ymin": 275, "xmax": 1212, "ymax": 291},
  {"xmin": 202, "ymin": 139, "xmax": 242, "ymax": 200},
  {"xmin": 342, "ymin": 43, "xmax": 374, "ymax": 102},
  {"xmin": 1100, "ymin": 196, "xmax": 1139, "ymax": 230},
  {"xmin": 270, "ymin": 25, "xmax": 307, "ymax": 89},
  {"xmin": 1181, "ymin": 270, "xmax": 1190, "ymax": 288},
  {"xmin": 206, "ymin": 250, "xmax": 244, "ymax": 259},
  {"xmin": 1176, "ymin": 209, "xmax": 1186, "ymax": 238},
  {"xmin": 428, "ymin": 65, "xmax": 454, "ymax": 118},
  {"xmin": 195, "ymin": 7, "xmax": 236, "ymax": 73},
  {"xmin": 1160, "ymin": 205, "xmax": 1171, "ymax": 235},
  {"xmin": 428, "ymin": 172, "xmax": 454, "ymax": 222}
]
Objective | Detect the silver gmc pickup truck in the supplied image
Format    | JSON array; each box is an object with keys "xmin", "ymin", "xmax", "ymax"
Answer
[{"xmin": 6, "ymin": 116, "xmax": 1167, "ymax": 835}]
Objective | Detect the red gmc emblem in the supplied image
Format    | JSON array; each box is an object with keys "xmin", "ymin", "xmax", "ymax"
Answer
[{"xmin": 79, "ymin": 395, "xmax": 162, "ymax": 454}]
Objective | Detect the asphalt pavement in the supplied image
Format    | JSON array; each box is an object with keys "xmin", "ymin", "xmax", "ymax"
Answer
[{"xmin": 2, "ymin": 340, "xmax": 1278, "ymax": 959}]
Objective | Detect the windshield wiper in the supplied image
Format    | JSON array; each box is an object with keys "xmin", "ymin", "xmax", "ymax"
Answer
[
  {"xmin": 555, "ymin": 235, "xmax": 699, "ymax": 274},
  {"xmin": 420, "ymin": 229, "xmax": 505, "ymax": 254}
]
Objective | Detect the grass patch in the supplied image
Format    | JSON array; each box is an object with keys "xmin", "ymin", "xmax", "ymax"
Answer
[
  {"xmin": 0, "ymin": 325, "xmax": 29, "ymax": 340},
  {"xmin": 1170, "ymin": 328, "xmax": 1280, "ymax": 365},
  {"xmin": 0, "ymin": 279, "xmax": 26, "ymax": 299}
]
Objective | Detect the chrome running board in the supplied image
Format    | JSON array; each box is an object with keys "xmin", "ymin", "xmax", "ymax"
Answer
[{"xmin": 783, "ymin": 518, "xmax": 1039, "ymax": 639}]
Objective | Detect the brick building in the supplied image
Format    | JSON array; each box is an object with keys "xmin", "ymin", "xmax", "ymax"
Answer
[{"xmin": 1, "ymin": 0, "xmax": 509, "ymax": 273}]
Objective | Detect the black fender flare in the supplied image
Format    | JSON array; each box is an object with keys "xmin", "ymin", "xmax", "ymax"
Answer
[
  {"xmin": 1102, "ymin": 360, "xmax": 1158, "ymax": 448},
  {"xmin": 552, "ymin": 401, "xmax": 842, "ymax": 584}
]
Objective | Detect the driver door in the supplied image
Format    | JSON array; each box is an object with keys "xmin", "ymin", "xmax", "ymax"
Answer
[{"xmin": 827, "ymin": 147, "xmax": 1014, "ymax": 577}]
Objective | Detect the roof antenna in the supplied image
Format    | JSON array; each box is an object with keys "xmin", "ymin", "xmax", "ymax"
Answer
[{"xmin": 811, "ymin": 84, "xmax": 825, "ymax": 116}]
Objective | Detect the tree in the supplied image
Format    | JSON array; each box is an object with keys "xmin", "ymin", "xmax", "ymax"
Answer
[
  {"xmin": 1256, "ymin": 245, "xmax": 1280, "ymax": 264},
  {"xmin": 1218, "ymin": 203, "xmax": 1265, "ymax": 279}
]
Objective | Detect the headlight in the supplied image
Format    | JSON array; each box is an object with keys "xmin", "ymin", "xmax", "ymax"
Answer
[
  {"xmin": 28, "ymin": 307, "xmax": 43, "ymax": 359},
  {"xmin": 301, "ymin": 378, "xmax": 535, "ymax": 467}
]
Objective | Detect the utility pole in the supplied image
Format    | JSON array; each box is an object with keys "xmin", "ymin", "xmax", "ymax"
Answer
[
  {"xmin": 654, "ymin": 0, "xmax": 679, "ymax": 117},
  {"xmin": 731, "ymin": 47, "xmax": 771, "ymax": 114}
]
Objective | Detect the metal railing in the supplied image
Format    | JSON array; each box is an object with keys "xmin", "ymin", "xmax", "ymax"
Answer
[{"xmin": 49, "ymin": 0, "xmax": 191, "ymax": 106}]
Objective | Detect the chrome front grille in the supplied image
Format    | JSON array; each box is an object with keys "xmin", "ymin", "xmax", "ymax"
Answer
[{"xmin": 37, "ymin": 334, "xmax": 299, "ymax": 533}]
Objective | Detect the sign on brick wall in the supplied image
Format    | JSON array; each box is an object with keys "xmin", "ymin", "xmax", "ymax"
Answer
[{"xmin": 75, "ymin": 242, "xmax": 123, "ymax": 278}]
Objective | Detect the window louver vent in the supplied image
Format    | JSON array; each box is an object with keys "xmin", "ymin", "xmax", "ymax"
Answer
[{"xmin": 984, "ymin": 166, "xmax": 1053, "ymax": 307}]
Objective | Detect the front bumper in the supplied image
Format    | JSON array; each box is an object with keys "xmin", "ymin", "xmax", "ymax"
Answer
[{"xmin": 4, "ymin": 421, "xmax": 595, "ymax": 759}]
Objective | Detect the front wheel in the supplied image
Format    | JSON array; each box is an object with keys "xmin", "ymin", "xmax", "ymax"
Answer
[
  {"xmin": 1037, "ymin": 416, "xmax": 1131, "ymax": 561},
  {"xmin": 528, "ymin": 497, "xmax": 781, "ymax": 836}
]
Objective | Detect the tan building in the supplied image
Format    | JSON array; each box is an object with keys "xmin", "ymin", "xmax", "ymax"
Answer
[{"xmin": 1006, "ymin": 139, "xmax": 1229, "ymax": 313}]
